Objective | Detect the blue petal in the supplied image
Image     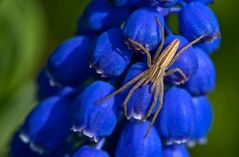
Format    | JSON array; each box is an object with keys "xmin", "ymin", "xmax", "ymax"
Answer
[
  {"xmin": 36, "ymin": 69, "xmax": 75, "ymax": 100},
  {"xmin": 162, "ymin": 145, "xmax": 190, "ymax": 157},
  {"xmin": 77, "ymin": 0, "xmax": 129, "ymax": 34},
  {"xmin": 196, "ymin": 37, "xmax": 221, "ymax": 54},
  {"xmin": 72, "ymin": 81, "xmax": 118, "ymax": 141},
  {"xmin": 123, "ymin": 7, "xmax": 164, "ymax": 51},
  {"xmin": 179, "ymin": 2, "xmax": 221, "ymax": 51},
  {"xmin": 73, "ymin": 145, "xmax": 109, "ymax": 157},
  {"xmin": 112, "ymin": 0, "xmax": 150, "ymax": 7},
  {"xmin": 115, "ymin": 121, "xmax": 162, "ymax": 157},
  {"xmin": 10, "ymin": 131, "xmax": 68, "ymax": 157},
  {"xmin": 183, "ymin": 48, "xmax": 216, "ymax": 95},
  {"xmin": 191, "ymin": 96, "xmax": 213, "ymax": 143},
  {"xmin": 10, "ymin": 132, "xmax": 42, "ymax": 157},
  {"xmin": 184, "ymin": 0, "xmax": 213, "ymax": 5},
  {"xmin": 21, "ymin": 96, "xmax": 72, "ymax": 153},
  {"xmin": 48, "ymin": 36, "xmax": 92, "ymax": 86},
  {"xmin": 156, "ymin": 87, "xmax": 195, "ymax": 144},
  {"xmin": 91, "ymin": 28, "xmax": 132, "ymax": 78},
  {"xmin": 153, "ymin": 0, "xmax": 178, "ymax": 8}
]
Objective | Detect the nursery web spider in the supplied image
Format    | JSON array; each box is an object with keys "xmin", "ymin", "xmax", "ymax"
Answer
[{"xmin": 97, "ymin": 17, "xmax": 205, "ymax": 137}]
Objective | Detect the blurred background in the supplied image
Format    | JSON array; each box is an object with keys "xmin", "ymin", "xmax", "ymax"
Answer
[{"xmin": 0, "ymin": 0, "xmax": 238, "ymax": 157}]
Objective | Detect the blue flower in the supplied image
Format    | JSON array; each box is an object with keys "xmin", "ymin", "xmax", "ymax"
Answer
[
  {"xmin": 36, "ymin": 69, "xmax": 61, "ymax": 99},
  {"xmin": 77, "ymin": 0, "xmax": 129, "ymax": 34},
  {"xmin": 119, "ymin": 62, "xmax": 160, "ymax": 120},
  {"xmin": 73, "ymin": 145, "xmax": 109, "ymax": 157},
  {"xmin": 184, "ymin": 48, "xmax": 216, "ymax": 95},
  {"xmin": 164, "ymin": 35, "xmax": 198, "ymax": 84},
  {"xmin": 123, "ymin": 7, "xmax": 164, "ymax": 51},
  {"xmin": 156, "ymin": 87, "xmax": 195, "ymax": 144},
  {"xmin": 179, "ymin": 2, "xmax": 221, "ymax": 53},
  {"xmin": 111, "ymin": 0, "xmax": 150, "ymax": 7},
  {"xmin": 11, "ymin": 0, "xmax": 220, "ymax": 156},
  {"xmin": 48, "ymin": 36, "xmax": 92, "ymax": 86},
  {"xmin": 20, "ymin": 96, "xmax": 72, "ymax": 153},
  {"xmin": 91, "ymin": 28, "xmax": 132, "ymax": 78},
  {"xmin": 183, "ymin": 0, "xmax": 213, "ymax": 5},
  {"xmin": 10, "ymin": 131, "xmax": 67, "ymax": 157},
  {"xmin": 115, "ymin": 121, "xmax": 162, "ymax": 157},
  {"xmin": 153, "ymin": 0, "xmax": 178, "ymax": 8},
  {"xmin": 72, "ymin": 81, "xmax": 118, "ymax": 142},
  {"xmin": 36, "ymin": 69, "xmax": 75, "ymax": 100},
  {"xmin": 10, "ymin": 132, "xmax": 42, "ymax": 157},
  {"xmin": 196, "ymin": 37, "xmax": 221, "ymax": 54},
  {"xmin": 191, "ymin": 96, "xmax": 213, "ymax": 143},
  {"xmin": 162, "ymin": 145, "xmax": 190, "ymax": 157}
]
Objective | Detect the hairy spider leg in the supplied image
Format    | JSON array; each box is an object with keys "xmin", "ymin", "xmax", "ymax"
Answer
[
  {"xmin": 161, "ymin": 34, "xmax": 205, "ymax": 85},
  {"xmin": 153, "ymin": 16, "xmax": 165, "ymax": 64},
  {"xmin": 143, "ymin": 82, "xmax": 160, "ymax": 122},
  {"xmin": 123, "ymin": 76, "xmax": 148, "ymax": 118},
  {"xmin": 144, "ymin": 79, "xmax": 164, "ymax": 138},
  {"xmin": 165, "ymin": 68, "xmax": 187, "ymax": 84},
  {"xmin": 168, "ymin": 34, "xmax": 205, "ymax": 67},
  {"xmin": 96, "ymin": 70, "xmax": 148, "ymax": 104},
  {"xmin": 127, "ymin": 39, "xmax": 152, "ymax": 67},
  {"xmin": 150, "ymin": 82, "xmax": 157, "ymax": 94}
]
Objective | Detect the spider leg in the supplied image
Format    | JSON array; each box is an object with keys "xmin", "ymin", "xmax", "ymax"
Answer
[
  {"xmin": 96, "ymin": 70, "xmax": 148, "ymax": 104},
  {"xmin": 153, "ymin": 16, "xmax": 165, "ymax": 64},
  {"xmin": 123, "ymin": 76, "xmax": 148, "ymax": 118},
  {"xmin": 150, "ymin": 82, "xmax": 157, "ymax": 94},
  {"xmin": 127, "ymin": 39, "xmax": 152, "ymax": 67},
  {"xmin": 142, "ymin": 82, "xmax": 160, "ymax": 121},
  {"xmin": 144, "ymin": 79, "xmax": 164, "ymax": 138},
  {"xmin": 169, "ymin": 34, "xmax": 205, "ymax": 67},
  {"xmin": 166, "ymin": 68, "xmax": 187, "ymax": 84},
  {"xmin": 142, "ymin": 79, "xmax": 150, "ymax": 87}
]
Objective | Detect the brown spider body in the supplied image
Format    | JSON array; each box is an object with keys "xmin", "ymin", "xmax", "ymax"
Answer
[{"xmin": 96, "ymin": 17, "xmax": 205, "ymax": 137}]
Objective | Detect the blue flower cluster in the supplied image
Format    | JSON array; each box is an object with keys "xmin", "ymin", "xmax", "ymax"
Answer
[{"xmin": 10, "ymin": 0, "xmax": 220, "ymax": 157}]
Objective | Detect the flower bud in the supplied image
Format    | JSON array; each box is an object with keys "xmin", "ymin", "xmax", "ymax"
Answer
[
  {"xmin": 191, "ymin": 96, "xmax": 213, "ymax": 143},
  {"xmin": 179, "ymin": 2, "xmax": 221, "ymax": 53},
  {"xmin": 72, "ymin": 81, "xmax": 118, "ymax": 142},
  {"xmin": 115, "ymin": 121, "xmax": 162, "ymax": 157},
  {"xmin": 20, "ymin": 96, "xmax": 72, "ymax": 153},
  {"xmin": 156, "ymin": 87, "xmax": 195, "ymax": 144},
  {"xmin": 184, "ymin": 48, "xmax": 216, "ymax": 95},
  {"xmin": 78, "ymin": 0, "xmax": 129, "ymax": 34},
  {"xmin": 123, "ymin": 7, "xmax": 164, "ymax": 51},
  {"xmin": 73, "ymin": 145, "xmax": 109, "ymax": 157},
  {"xmin": 162, "ymin": 145, "xmax": 190, "ymax": 157},
  {"xmin": 48, "ymin": 36, "xmax": 91, "ymax": 86},
  {"xmin": 91, "ymin": 28, "xmax": 132, "ymax": 78}
]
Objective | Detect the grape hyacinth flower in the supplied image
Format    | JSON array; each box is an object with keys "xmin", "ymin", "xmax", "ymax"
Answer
[
  {"xmin": 72, "ymin": 145, "xmax": 109, "ymax": 157},
  {"xmin": 72, "ymin": 81, "xmax": 118, "ymax": 142},
  {"xmin": 18, "ymin": 96, "xmax": 72, "ymax": 154},
  {"xmin": 10, "ymin": 0, "xmax": 221, "ymax": 157}
]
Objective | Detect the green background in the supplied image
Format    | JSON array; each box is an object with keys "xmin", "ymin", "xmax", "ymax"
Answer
[{"xmin": 0, "ymin": 0, "xmax": 238, "ymax": 156}]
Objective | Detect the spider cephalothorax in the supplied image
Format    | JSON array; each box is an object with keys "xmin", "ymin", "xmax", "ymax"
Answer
[{"xmin": 97, "ymin": 17, "xmax": 205, "ymax": 137}]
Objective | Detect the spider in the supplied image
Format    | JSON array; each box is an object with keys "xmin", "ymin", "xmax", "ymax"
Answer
[{"xmin": 97, "ymin": 17, "xmax": 205, "ymax": 137}]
